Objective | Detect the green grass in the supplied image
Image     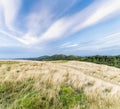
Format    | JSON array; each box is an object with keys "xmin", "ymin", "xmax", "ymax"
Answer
[
  {"xmin": 0, "ymin": 80, "xmax": 34, "ymax": 109},
  {"xmin": 0, "ymin": 80, "xmax": 88, "ymax": 109},
  {"xmin": 59, "ymin": 85, "xmax": 88, "ymax": 109}
]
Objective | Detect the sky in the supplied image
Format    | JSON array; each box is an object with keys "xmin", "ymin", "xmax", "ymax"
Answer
[{"xmin": 0, "ymin": 0, "xmax": 120, "ymax": 58}]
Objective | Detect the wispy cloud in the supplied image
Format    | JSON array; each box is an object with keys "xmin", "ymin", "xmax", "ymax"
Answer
[
  {"xmin": 20, "ymin": 0, "xmax": 78, "ymax": 45},
  {"xmin": 0, "ymin": 0, "xmax": 21, "ymax": 29},
  {"xmin": 0, "ymin": 30, "xmax": 29, "ymax": 45},
  {"xmin": 69, "ymin": 32, "xmax": 120, "ymax": 51},
  {"xmin": 74, "ymin": 0, "xmax": 120, "ymax": 32},
  {"xmin": 30, "ymin": 0, "xmax": 120, "ymax": 45},
  {"xmin": 61, "ymin": 42, "xmax": 79, "ymax": 48},
  {"xmin": 0, "ymin": 0, "xmax": 120, "ymax": 54}
]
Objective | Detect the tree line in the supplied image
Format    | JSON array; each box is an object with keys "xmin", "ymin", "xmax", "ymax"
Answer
[{"xmin": 36, "ymin": 54, "xmax": 120, "ymax": 68}]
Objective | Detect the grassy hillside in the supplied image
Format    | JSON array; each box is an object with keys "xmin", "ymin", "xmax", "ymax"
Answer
[{"xmin": 0, "ymin": 60, "xmax": 120, "ymax": 109}]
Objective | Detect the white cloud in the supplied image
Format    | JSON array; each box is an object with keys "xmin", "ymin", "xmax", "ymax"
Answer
[
  {"xmin": 20, "ymin": 0, "xmax": 78, "ymax": 45},
  {"xmin": 0, "ymin": 0, "xmax": 120, "ymax": 48},
  {"xmin": 61, "ymin": 42, "xmax": 79, "ymax": 48},
  {"xmin": 0, "ymin": 0, "xmax": 21, "ymax": 29},
  {"xmin": 0, "ymin": 30, "xmax": 29, "ymax": 45},
  {"xmin": 59, "ymin": 32, "xmax": 120, "ymax": 53},
  {"xmin": 74, "ymin": 32, "xmax": 120, "ymax": 51},
  {"xmin": 26, "ymin": 9, "xmax": 53, "ymax": 35},
  {"xmin": 21, "ymin": 33, "xmax": 38, "ymax": 45},
  {"xmin": 32, "ymin": 0, "xmax": 120, "ymax": 45},
  {"xmin": 71, "ymin": 0, "xmax": 120, "ymax": 33},
  {"xmin": 37, "ymin": 18, "xmax": 73, "ymax": 43}
]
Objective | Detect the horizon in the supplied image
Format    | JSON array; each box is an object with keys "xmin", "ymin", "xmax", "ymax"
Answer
[
  {"xmin": 1, "ymin": 54, "xmax": 120, "ymax": 60},
  {"xmin": 0, "ymin": 0, "xmax": 120, "ymax": 58}
]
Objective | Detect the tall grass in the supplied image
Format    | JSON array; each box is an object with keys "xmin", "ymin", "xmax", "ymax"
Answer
[{"xmin": 0, "ymin": 61, "xmax": 120, "ymax": 109}]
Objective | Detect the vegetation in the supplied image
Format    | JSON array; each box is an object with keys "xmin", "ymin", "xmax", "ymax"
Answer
[
  {"xmin": 35, "ymin": 54, "xmax": 120, "ymax": 68},
  {"xmin": 0, "ymin": 80, "xmax": 87, "ymax": 109},
  {"xmin": 1, "ymin": 61, "xmax": 120, "ymax": 109},
  {"xmin": 59, "ymin": 85, "xmax": 88, "ymax": 109}
]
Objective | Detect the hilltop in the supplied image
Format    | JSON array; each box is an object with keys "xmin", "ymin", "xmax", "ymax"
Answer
[{"xmin": 0, "ymin": 60, "xmax": 120, "ymax": 109}]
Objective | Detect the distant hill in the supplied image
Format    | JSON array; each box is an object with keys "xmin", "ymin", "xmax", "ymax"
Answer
[{"xmin": 16, "ymin": 54, "xmax": 120, "ymax": 68}]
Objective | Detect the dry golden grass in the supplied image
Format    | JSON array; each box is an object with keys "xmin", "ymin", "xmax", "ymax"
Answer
[{"xmin": 0, "ymin": 60, "xmax": 120, "ymax": 109}]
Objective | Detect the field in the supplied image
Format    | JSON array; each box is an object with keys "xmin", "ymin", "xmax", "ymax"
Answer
[{"xmin": 0, "ymin": 60, "xmax": 120, "ymax": 109}]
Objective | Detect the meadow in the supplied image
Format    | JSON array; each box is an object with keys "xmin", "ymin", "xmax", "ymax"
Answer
[{"xmin": 0, "ymin": 60, "xmax": 120, "ymax": 109}]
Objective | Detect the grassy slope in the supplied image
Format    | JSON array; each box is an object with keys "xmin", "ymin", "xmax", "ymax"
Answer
[{"xmin": 0, "ymin": 60, "xmax": 120, "ymax": 109}]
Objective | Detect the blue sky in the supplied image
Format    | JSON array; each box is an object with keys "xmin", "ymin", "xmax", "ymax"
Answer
[{"xmin": 0, "ymin": 0, "xmax": 120, "ymax": 58}]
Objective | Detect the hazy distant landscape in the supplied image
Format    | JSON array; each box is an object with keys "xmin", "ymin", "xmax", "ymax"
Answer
[{"xmin": 1, "ymin": 60, "xmax": 120, "ymax": 109}]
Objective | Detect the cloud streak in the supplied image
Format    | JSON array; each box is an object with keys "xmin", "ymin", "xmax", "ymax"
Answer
[
  {"xmin": 0, "ymin": 0, "xmax": 120, "ymax": 56},
  {"xmin": 67, "ymin": 32, "xmax": 120, "ymax": 52},
  {"xmin": 0, "ymin": 0, "xmax": 21, "ymax": 29},
  {"xmin": 0, "ymin": 30, "xmax": 29, "ymax": 45},
  {"xmin": 29, "ymin": 0, "xmax": 120, "ymax": 45}
]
